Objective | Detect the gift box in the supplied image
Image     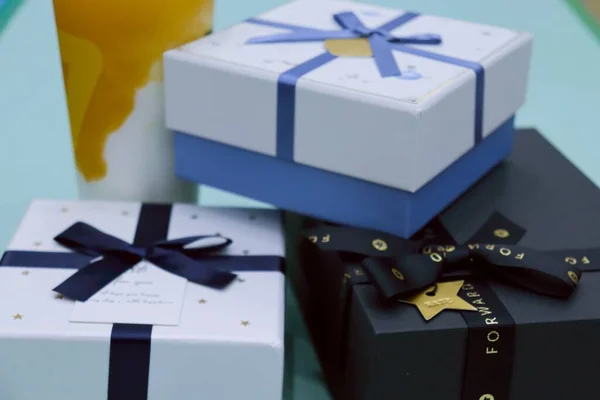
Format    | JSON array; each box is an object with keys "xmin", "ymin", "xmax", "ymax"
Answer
[
  {"xmin": 164, "ymin": 0, "xmax": 532, "ymax": 238},
  {"xmin": 0, "ymin": 200, "xmax": 285, "ymax": 400},
  {"xmin": 289, "ymin": 128, "xmax": 600, "ymax": 400}
]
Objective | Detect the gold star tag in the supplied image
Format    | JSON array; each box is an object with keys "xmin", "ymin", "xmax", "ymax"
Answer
[
  {"xmin": 13, "ymin": 313, "xmax": 23, "ymax": 320},
  {"xmin": 399, "ymin": 280, "xmax": 477, "ymax": 321},
  {"xmin": 241, "ymin": 320, "xmax": 250, "ymax": 327}
]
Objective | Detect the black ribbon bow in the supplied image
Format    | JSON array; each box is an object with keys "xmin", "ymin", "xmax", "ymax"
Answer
[
  {"xmin": 304, "ymin": 212, "xmax": 599, "ymax": 301},
  {"xmin": 53, "ymin": 222, "xmax": 238, "ymax": 301}
]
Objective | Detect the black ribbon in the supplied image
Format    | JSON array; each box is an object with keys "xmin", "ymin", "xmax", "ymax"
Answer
[
  {"xmin": 0, "ymin": 203, "xmax": 284, "ymax": 400},
  {"xmin": 303, "ymin": 212, "xmax": 600, "ymax": 400},
  {"xmin": 305, "ymin": 212, "xmax": 597, "ymax": 302}
]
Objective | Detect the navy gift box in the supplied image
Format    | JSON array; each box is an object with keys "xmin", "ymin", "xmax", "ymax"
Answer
[{"xmin": 287, "ymin": 128, "xmax": 600, "ymax": 400}]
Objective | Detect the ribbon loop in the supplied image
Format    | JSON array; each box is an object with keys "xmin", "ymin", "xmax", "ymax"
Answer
[
  {"xmin": 304, "ymin": 212, "xmax": 598, "ymax": 302},
  {"xmin": 52, "ymin": 222, "xmax": 238, "ymax": 302},
  {"xmin": 388, "ymin": 33, "xmax": 442, "ymax": 45},
  {"xmin": 246, "ymin": 11, "xmax": 441, "ymax": 78}
]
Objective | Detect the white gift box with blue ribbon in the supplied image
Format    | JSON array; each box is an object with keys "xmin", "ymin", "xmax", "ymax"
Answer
[
  {"xmin": 0, "ymin": 200, "xmax": 285, "ymax": 400},
  {"xmin": 164, "ymin": 0, "xmax": 532, "ymax": 238}
]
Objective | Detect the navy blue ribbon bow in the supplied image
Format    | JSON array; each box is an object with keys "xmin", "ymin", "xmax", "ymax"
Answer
[
  {"xmin": 304, "ymin": 212, "xmax": 600, "ymax": 301},
  {"xmin": 52, "ymin": 222, "xmax": 239, "ymax": 302},
  {"xmin": 247, "ymin": 11, "xmax": 441, "ymax": 78}
]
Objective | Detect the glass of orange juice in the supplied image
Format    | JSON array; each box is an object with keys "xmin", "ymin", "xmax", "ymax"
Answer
[{"xmin": 53, "ymin": 0, "xmax": 213, "ymax": 202}]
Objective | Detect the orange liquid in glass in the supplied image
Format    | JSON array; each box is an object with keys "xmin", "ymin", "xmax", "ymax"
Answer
[{"xmin": 54, "ymin": 0, "xmax": 213, "ymax": 181}]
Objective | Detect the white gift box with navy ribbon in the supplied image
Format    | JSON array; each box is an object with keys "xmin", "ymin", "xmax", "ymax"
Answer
[
  {"xmin": 164, "ymin": 0, "xmax": 532, "ymax": 238},
  {"xmin": 0, "ymin": 200, "xmax": 285, "ymax": 400}
]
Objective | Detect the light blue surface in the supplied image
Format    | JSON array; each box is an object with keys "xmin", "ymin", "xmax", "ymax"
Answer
[{"xmin": 0, "ymin": 1, "xmax": 599, "ymax": 399}]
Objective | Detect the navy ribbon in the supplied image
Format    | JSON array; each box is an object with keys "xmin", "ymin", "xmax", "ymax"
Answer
[
  {"xmin": 304, "ymin": 212, "xmax": 600, "ymax": 400},
  {"xmin": 0, "ymin": 203, "xmax": 284, "ymax": 400},
  {"xmin": 305, "ymin": 212, "xmax": 597, "ymax": 301},
  {"xmin": 246, "ymin": 11, "xmax": 485, "ymax": 161},
  {"xmin": 51, "ymin": 222, "xmax": 239, "ymax": 302}
]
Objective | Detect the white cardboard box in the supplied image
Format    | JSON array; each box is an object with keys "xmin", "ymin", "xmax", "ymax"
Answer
[
  {"xmin": 164, "ymin": 0, "xmax": 532, "ymax": 193},
  {"xmin": 0, "ymin": 199, "xmax": 285, "ymax": 400}
]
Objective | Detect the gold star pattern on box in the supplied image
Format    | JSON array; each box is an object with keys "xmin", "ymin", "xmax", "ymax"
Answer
[
  {"xmin": 241, "ymin": 321, "xmax": 250, "ymax": 327},
  {"xmin": 13, "ymin": 313, "xmax": 23, "ymax": 320},
  {"xmin": 21, "ymin": 271, "xmax": 29, "ymax": 276},
  {"xmin": 398, "ymin": 280, "xmax": 477, "ymax": 321},
  {"xmin": 198, "ymin": 299, "xmax": 207, "ymax": 304}
]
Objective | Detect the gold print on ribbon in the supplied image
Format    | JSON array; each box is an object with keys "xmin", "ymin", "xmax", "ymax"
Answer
[
  {"xmin": 468, "ymin": 243, "xmax": 479, "ymax": 250},
  {"xmin": 372, "ymin": 239, "xmax": 388, "ymax": 252},
  {"xmin": 499, "ymin": 248, "xmax": 511, "ymax": 256},
  {"xmin": 422, "ymin": 247, "xmax": 432, "ymax": 254},
  {"xmin": 430, "ymin": 252, "xmax": 443, "ymax": 263},
  {"xmin": 479, "ymin": 394, "xmax": 495, "ymax": 400},
  {"xmin": 568, "ymin": 270, "xmax": 579, "ymax": 284},
  {"xmin": 445, "ymin": 245, "xmax": 456, "ymax": 252},
  {"xmin": 391, "ymin": 268, "xmax": 404, "ymax": 281},
  {"xmin": 308, "ymin": 234, "xmax": 330, "ymax": 244},
  {"xmin": 515, "ymin": 253, "xmax": 525, "ymax": 260},
  {"xmin": 485, "ymin": 244, "xmax": 495, "ymax": 251},
  {"xmin": 343, "ymin": 273, "xmax": 351, "ymax": 284},
  {"xmin": 565, "ymin": 256, "xmax": 591, "ymax": 265},
  {"xmin": 493, "ymin": 229, "xmax": 509, "ymax": 238}
]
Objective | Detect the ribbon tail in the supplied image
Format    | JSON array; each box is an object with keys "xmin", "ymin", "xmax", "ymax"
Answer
[
  {"xmin": 368, "ymin": 35, "xmax": 401, "ymax": 77},
  {"xmin": 53, "ymin": 256, "xmax": 135, "ymax": 302},
  {"xmin": 388, "ymin": 33, "xmax": 442, "ymax": 45},
  {"xmin": 148, "ymin": 249, "xmax": 237, "ymax": 289},
  {"xmin": 247, "ymin": 29, "xmax": 356, "ymax": 44},
  {"xmin": 333, "ymin": 11, "xmax": 369, "ymax": 31}
]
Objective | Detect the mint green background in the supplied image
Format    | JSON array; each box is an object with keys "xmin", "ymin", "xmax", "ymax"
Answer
[{"xmin": 0, "ymin": 1, "xmax": 599, "ymax": 398}]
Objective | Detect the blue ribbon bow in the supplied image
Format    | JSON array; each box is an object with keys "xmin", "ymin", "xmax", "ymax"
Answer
[
  {"xmin": 246, "ymin": 11, "xmax": 487, "ymax": 161},
  {"xmin": 52, "ymin": 222, "xmax": 239, "ymax": 302},
  {"xmin": 247, "ymin": 11, "xmax": 441, "ymax": 78}
]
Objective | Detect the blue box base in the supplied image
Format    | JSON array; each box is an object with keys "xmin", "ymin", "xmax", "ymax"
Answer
[{"xmin": 175, "ymin": 117, "xmax": 515, "ymax": 238}]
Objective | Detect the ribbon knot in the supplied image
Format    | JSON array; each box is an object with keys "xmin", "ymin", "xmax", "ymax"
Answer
[
  {"xmin": 304, "ymin": 212, "xmax": 598, "ymax": 302},
  {"xmin": 52, "ymin": 222, "xmax": 238, "ymax": 302},
  {"xmin": 247, "ymin": 11, "xmax": 441, "ymax": 77}
]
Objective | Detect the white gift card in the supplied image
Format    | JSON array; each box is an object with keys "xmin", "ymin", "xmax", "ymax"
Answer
[{"xmin": 70, "ymin": 261, "xmax": 186, "ymax": 326}]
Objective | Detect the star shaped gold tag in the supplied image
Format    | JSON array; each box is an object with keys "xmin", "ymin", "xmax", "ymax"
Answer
[{"xmin": 399, "ymin": 280, "xmax": 477, "ymax": 321}]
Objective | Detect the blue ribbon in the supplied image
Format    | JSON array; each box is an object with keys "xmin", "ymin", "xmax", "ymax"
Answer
[
  {"xmin": 0, "ymin": 203, "xmax": 284, "ymax": 400},
  {"xmin": 246, "ymin": 11, "xmax": 485, "ymax": 161}
]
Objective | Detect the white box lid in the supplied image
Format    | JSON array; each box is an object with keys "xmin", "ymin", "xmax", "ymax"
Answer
[{"xmin": 164, "ymin": 0, "xmax": 532, "ymax": 192}]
